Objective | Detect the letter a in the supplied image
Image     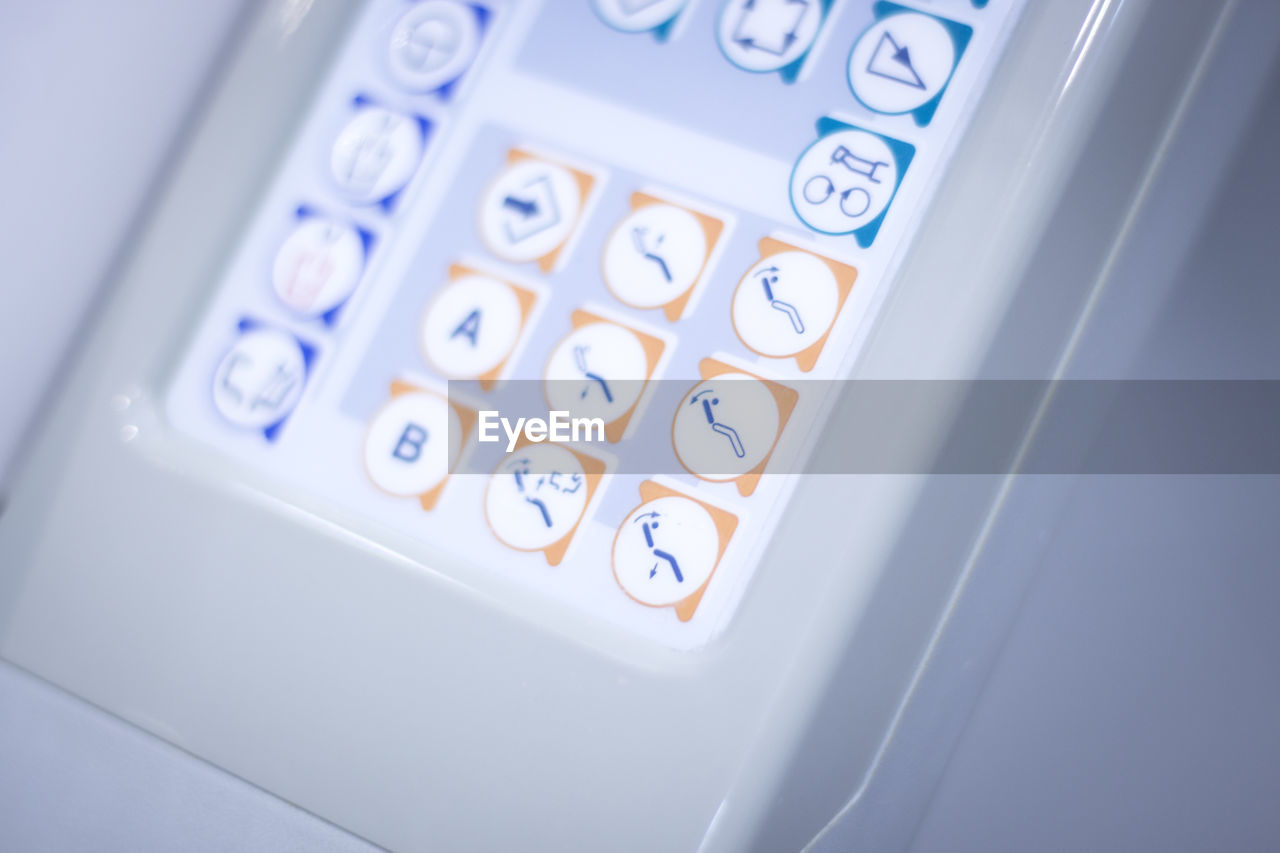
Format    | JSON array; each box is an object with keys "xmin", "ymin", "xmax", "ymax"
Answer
[{"xmin": 451, "ymin": 309, "xmax": 481, "ymax": 347}]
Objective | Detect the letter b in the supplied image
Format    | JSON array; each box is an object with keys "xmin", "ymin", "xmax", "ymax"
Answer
[{"xmin": 393, "ymin": 422, "xmax": 428, "ymax": 462}]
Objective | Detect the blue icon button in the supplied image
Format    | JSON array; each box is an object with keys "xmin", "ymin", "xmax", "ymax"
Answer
[
  {"xmin": 592, "ymin": 0, "xmax": 691, "ymax": 41},
  {"xmin": 717, "ymin": 0, "xmax": 835, "ymax": 83},
  {"xmin": 211, "ymin": 319, "xmax": 317, "ymax": 441},
  {"xmin": 789, "ymin": 117, "xmax": 914, "ymax": 246},
  {"xmin": 848, "ymin": 3, "xmax": 973, "ymax": 126}
]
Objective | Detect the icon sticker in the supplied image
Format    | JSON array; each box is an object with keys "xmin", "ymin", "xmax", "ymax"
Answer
[
  {"xmin": 731, "ymin": 236, "xmax": 857, "ymax": 371},
  {"xmin": 271, "ymin": 209, "xmax": 373, "ymax": 323},
  {"xmin": 717, "ymin": 0, "xmax": 833, "ymax": 82},
  {"xmin": 790, "ymin": 117, "xmax": 913, "ymax": 245},
  {"xmin": 602, "ymin": 192, "xmax": 726, "ymax": 321},
  {"xmin": 848, "ymin": 4, "xmax": 971, "ymax": 126},
  {"xmin": 612, "ymin": 481, "xmax": 738, "ymax": 622},
  {"xmin": 478, "ymin": 148, "xmax": 597, "ymax": 272},
  {"xmin": 363, "ymin": 380, "xmax": 476, "ymax": 511},
  {"xmin": 330, "ymin": 100, "xmax": 430, "ymax": 210},
  {"xmin": 484, "ymin": 442, "xmax": 607, "ymax": 565},
  {"xmin": 672, "ymin": 358, "xmax": 798, "ymax": 495},
  {"xmin": 387, "ymin": 1, "xmax": 490, "ymax": 97},
  {"xmin": 544, "ymin": 309, "xmax": 666, "ymax": 443},
  {"xmin": 212, "ymin": 320, "xmax": 317, "ymax": 441},
  {"xmin": 592, "ymin": 0, "xmax": 691, "ymax": 40},
  {"xmin": 420, "ymin": 263, "xmax": 540, "ymax": 390}
]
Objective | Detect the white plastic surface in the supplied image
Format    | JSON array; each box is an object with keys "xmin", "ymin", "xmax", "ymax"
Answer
[{"xmin": 0, "ymin": 0, "xmax": 249, "ymax": 491}]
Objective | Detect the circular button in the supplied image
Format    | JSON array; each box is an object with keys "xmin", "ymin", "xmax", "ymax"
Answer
[
  {"xmin": 602, "ymin": 203, "xmax": 707, "ymax": 311},
  {"xmin": 672, "ymin": 374, "xmax": 780, "ymax": 481},
  {"xmin": 478, "ymin": 159, "xmax": 582, "ymax": 264},
  {"xmin": 545, "ymin": 322, "xmax": 649, "ymax": 427},
  {"xmin": 789, "ymin": 128, "xmax": 898, "ymax": 235},
  {"xmin": 363, "ymin": 391, "xmax": 459, "ymax": 497},
  {"xmin": 485, "ymin": 444, "xmax": 589, "ymax": 552},
  {"xmin": 388, "ymin": 1, "xmax": 482, "ymax": 93},
  {"xmin": 848, "ymin": 12, "xmax": 956, "ymax": 116},
  {"xmin": 212, "ymin": 327, "xmax": 307, "ymax": 429},
  {"xmin": 330, "ymin": 106, "xmax": 423, "ymax": 205},
  {"xmin": 716, "ymin": 0, "xmax": 824, "ymax": 73},
  {"xmin": 732, "ymin": 251, "xmax": 838, "ymax": 358},
  {"xmin": 613, "ymin": 496, "xmax": 720, "ymax": 607},
  {"xmin": 592, "ymin": 0, "xmax": 689, "ymax": 33},
  {"xmin": 420, "ymin": 275, "xmax": 522, "ymax": 380},
  {"xmin": 271, "ymin": 218, "xmax": 364, "ymax": 318}
]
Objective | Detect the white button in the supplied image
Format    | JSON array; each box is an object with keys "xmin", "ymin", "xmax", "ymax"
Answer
[
  {"xmin": 271, "ymin": 218, "xmax": 364, "ymax": 317},
  {"xmin": 545, "ymin": 322, "xmax": 649, "ymax": 428},
  {"xmin": 212, "ymin": 327, "xmax": 308, "ymax": 429},
  {"xmin": 592, "ymin": 0, "xmax": 689, "ymax": 33},
  {"xmin": 790, "ymin": 127, "xmax": 898, "ymax": 235},
  {"xmin": 848, "ymin": 12, "xmax": 957, "ymax": 116},
  {"xmin": 485, "ymin": 444, "xmax": 589, "ymax": 552},
  {"xmin": 717, "ymin": 0, "xmax": 824, "ymax": 73},
  {"xmin": 388, "ymin": 1, "xmax": 482, "ymax": 93},
  {"xmin": 363, "ymin": 391, "xmax": 459, "ymax": 497},
  {"xmin": 603, "ymin": 203, "xmax": 707, "ymax": 311},
  {"xmin": 420, "ymin": 275, "xmax": 522, "ymax": 379},
  {"xmin": 330, "ymin": 106, "xmax": 423, "ymax": 205},
  {"xmin": 672, "ymin": 373, "xmax": 780, "ymax": 481},
  {"xmin": 479, "ymin": 159, "xmax": 582, "ymax": 264},
  {"xmin": 613, "ymin": 496, "xmax": 720, "ymax": 607},
  {"xmin": 732, "ymin": 250, "xmax": 838, "ymax": 358}
]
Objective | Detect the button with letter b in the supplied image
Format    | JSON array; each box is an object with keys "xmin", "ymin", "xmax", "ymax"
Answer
[{"xmin": 363, "ymin": 381, "xmax": 475, "ymax": 510}]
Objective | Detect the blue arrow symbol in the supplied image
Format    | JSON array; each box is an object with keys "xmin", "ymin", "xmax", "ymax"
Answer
[{"xmin": 503, "ymin": 195, "xmax": 539, "ymax": 218}]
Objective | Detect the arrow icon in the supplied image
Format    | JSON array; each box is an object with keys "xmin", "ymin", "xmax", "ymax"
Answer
[
  {"xmin": 499, "ymin": 173, "xmax": 562, "ymax": 244},
  {"xmin": 730, "ymin": 0, "xmax": 810, "ymax": 56},
  {"xmin": 866, "ymin": 31, "xmax": 925, "ymax": 89},
  {"xmin": 502, "ymin": 195, "xmax": 539, "ymax": 218}
]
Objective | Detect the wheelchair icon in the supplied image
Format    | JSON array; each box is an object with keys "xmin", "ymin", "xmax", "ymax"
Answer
[{"xmin": 790, "ymin": 126, "xmax": 906, "ymax": 238}]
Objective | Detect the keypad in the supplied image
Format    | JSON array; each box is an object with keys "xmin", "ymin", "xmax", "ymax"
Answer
[{"xmin": 167, "ymin": 0, "xmax": 1026, "ymax": 649}]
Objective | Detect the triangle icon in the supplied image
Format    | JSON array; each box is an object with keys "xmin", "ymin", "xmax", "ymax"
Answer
[{"xmin": 866, "ymin": 31, "xmax": 926, "ymax": 90}]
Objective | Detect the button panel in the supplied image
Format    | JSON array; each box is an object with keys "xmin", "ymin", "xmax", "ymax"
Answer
[{"xmin": 167, "ymin": 0, "xmax": 1027, "ymax": 650}]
